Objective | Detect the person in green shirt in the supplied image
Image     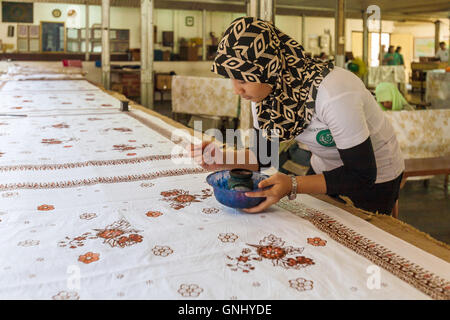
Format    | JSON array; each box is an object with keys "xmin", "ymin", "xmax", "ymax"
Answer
[
  {"xmin": 383, "ymin": 46, "xmax": 396, "ymax": 65},
  {"xmin": 375, "ymin": 82, "xmax": 413, "ymax": 111},
  {"xmin": 394, "ymin": 46, "xmax": 404, "ymax": 65}
]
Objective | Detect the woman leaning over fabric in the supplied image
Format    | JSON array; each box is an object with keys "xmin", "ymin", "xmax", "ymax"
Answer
[{"xmin": 191, "ymin": 17, "xmax": 404, "ymax": 216}]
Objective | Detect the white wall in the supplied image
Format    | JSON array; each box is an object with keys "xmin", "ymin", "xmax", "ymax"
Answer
[
  {"xmin": 275, "ymin": 15, "xmax": 302, "ymax": 43},
  {"xmin": 392, "ymin": 20, "xmax": 449, "ymax": 42},
  {"xmin": 0, "ymin": 1, "xmax": 88, "ymax": 50}
]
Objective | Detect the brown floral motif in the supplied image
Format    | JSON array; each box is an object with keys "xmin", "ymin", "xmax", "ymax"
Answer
[
  {"xmin": 38, "ymin": 204, "xmax": 54, "ymax": 211},
  {"xmin": 2, "ymin": 192, "xmax": 18, "ymax": 198},
  {"xmin": 58, "ymin": 219, "xmax": 143, "ymax": 249},
  {"xmin": 0, "ymin": 152, "xmax": 4, "ymax": 157},
  {"xmin": 226, "ymin": 234, "xmax": 314, "ymax": 273},
  {"xmin": 177, "ymin": 284, "xmax": 203, "ymax": 297},
  {"xmin": 279, "ymin": 200, "xmax": 450, "ymax": 300},
  {"xmin": 160, "ymin": 189, "xmax": 213, "ymax": 210},
  {"xmin": 146, "ymin": 211, "xmax": 163, "ymax": 218},
  {"xmin": 113, "ymin": 127, "xmax": 133, "ymax": 132},
  {"xmin": 17, "ymin": 240, "xmax": 40, "ymax": 247},
  {"xmin": 113, "ymin": 144, "xmax": 152, "ymax": 152},
  {"xmin": 101, "ymin": 104, "xmax": 112, "ymax": 107},
  {"xmin": 78, "ymin": 252, "xmax": 100, "ymax": 264},
  {"xmin": 307, "ymin": 237, "xmax": 327, "ymax": 247},
  {"xmin": 289, "ymin": 278, "xmax": 314, "ymax": 292},
  {"xmin": 113, "ymin": 144, "xmax": 136, "ymax": 152},
  {"xmin": 52, "ymin": 291, "xmax": 80, "ymax": 300},
  {"xmin": 152, "ymin": 245, "xmax": 173, "ymax": 257},
  {"xmin": 202, "ymin": 207, "xmax": 220, "ymax": 215},
  {"xmin": 41, "ymin": 138, "xmax": 62, "ymax": 145},
  {"xmin": 218, "ymin": 233, "xmax": 239, "ymax": 243},
  {"xmin": 79, "ymin": 213, "xmax": 97, "ymax": 220},
  {"xmin": 52, "ymin": 123, "xmax": 70, "ymax": 129},
  {"xmin": 87, "ymin": 118, "xmax": 102, "ymax": 121},
  {"xmin": 103, "ymin": 127, "xmax": 133, "ymax": 133},
  {"xmin": 140, "ymin": 182, "xmax": 155, "ymax": 188}
]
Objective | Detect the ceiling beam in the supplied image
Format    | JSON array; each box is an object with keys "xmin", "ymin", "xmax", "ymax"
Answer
[
  {"xmin": 6, "ymin": 0, "xmax": 446, "ymax": 22},
  {"xmin": 382, "ymin": 2, "xmax": 450, "ymax": 14},
  {"xmin": 154, "ymin": 0, "xmax": 245, "ymax": 13}
]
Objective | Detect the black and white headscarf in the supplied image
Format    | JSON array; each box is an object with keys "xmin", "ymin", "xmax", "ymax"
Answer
[{"xmin": 212, "ymin": 17, "xmax": 334, "ymax": 142}]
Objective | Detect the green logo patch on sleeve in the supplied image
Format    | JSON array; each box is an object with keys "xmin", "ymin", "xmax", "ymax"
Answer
[{"xmin": 316, "ymin": 129, "xmax": 336, "ymax": 147}]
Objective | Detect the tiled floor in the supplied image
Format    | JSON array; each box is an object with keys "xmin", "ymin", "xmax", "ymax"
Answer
[{"xmin": 153, "ymin": 100, "xmax": 450, "ymax": 245}]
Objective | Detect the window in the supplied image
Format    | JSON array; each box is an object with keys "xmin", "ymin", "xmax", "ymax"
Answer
[{"xmin": 370, "ymin": 32, "xmax": 390, "ymax": 67}]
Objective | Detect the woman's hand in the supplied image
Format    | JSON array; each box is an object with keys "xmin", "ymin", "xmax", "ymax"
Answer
[
  {"xmin": 187, "ymin": 141, "xmax": 225, "ymax": 171},
  {"xmin": 243, "ymin": 172, "xmax": 293, "ymax": 213}
]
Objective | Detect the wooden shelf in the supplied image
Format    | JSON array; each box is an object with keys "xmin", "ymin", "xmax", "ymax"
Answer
[{"xmin": 66, "ymin": 27, "xmax": 130, "ymax": 54}]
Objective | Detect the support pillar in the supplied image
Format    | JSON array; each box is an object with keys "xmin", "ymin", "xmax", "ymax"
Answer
[
  {"xmin": 434, "ymin": 20, "xmax": 441, "ymax": 54},
  {"xmin": 301, "ymin": 14, "xmax": 306, "ymax": 46},
  {"xmin": 247, "ymin": 0, "xmax": 259, "ymax": 18},
  {"xmin": 101, "ymin": 0, "xmax": 110, "ymax": 90},
  {"xmin": 85, "ymin": 2, "xmax": 90, "ymax": 61},
  {"xmin": 202, "ymin": 9, "xmax": 207, "ymax": 61},
  {"xmin": 379, "ymin": 18, "xmax": 382, "ymax": 66},
  {"xmin": 362, "ymin": 10, "xmax": 369, "ymax": 85},
  {"xmin": 140, "ymin": 0, "xmax": 154, "ymax": 108},
  {"xmin": 334, "ymin": 0, "xmax": 345, "ymax": 67},
  {"xmin": 259, "ymin": 0, "xmax": 275, "ymax": 23}
]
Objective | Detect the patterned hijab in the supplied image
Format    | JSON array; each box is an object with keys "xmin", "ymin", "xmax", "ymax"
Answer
[{"xmin": 212, "ymin": 17, "xmax": 334, "ymax": 141}]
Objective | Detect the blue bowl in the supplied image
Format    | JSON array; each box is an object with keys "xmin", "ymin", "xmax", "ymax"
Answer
[{"xmin": 206, "ymin": 170, "xmax": 269, "ymax": 209}]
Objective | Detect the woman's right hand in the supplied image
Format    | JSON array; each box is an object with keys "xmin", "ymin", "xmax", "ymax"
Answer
[{"xmin": 188, "ymin": 141, "xmax": 225, "ymax": 171}]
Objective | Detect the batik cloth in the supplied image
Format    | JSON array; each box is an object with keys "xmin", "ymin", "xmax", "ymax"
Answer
[{"xmin": 0, "ymin": 79, "xmax": 449, "ymax": 300}]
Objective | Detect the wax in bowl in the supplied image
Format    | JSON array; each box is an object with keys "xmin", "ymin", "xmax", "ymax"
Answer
[{"xmin": 206, "ymin": 170, "xmax": 269, "ymax": 209}]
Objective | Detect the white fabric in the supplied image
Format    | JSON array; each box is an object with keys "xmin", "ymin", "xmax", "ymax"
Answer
[
  {"xmin": 171, "ymin": 75, "xmax": 239, "ymax": 118},
  {"xmin": 426, "ymin": 70, "xmax": 450, "ymax": 109},
  {"xmin": 383, "ymin": 109, "xmax": 450, "ymax": 159},
  {"xmin": 252, "ymin": 67, "xmax": 405, "ymax": 183},
  {"xmin": 0, "ymin": 73, "xmax": 85, "ymax": 81},
  {"xmin": 0, "ymin": 79, "xmax": 448, "ymax": 300},
  {"xmin": 368, "ymin": 65, "xmax": 406, "ymax": 88},
  {"xmin": 0, "ymin": 91, "xmax": 120, "ymax": 116},
  {"xmin": 0, "ymin": 80, "xmax": 99, "ymax": 92}
]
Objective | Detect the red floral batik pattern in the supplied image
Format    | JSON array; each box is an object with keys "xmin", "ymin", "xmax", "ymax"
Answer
[
  {"xmin": 58, "ymin": 219, "xmax": 143, "ymax": 249},
  {"xmin": 177, "ymin": 284, "xmax": 204, "ymax": 297},
  {"xmin": 226, "ymin": 234, "xmax": 315, "ymax": 273},
  {"xmin": 160, "ymin": 189, "xmax": 213, "ymax": 210},
  {"xmin": 289, "ymin": 278, "xmax": 314, "ymax": 292},
  {"xmin": 307, "ymin": 237, "xmax": 327, "ymax": 247},
  {"xmin": 112, "ymin": 143, "xmax": 152, "ymax": 152},
  {"xmin": 51, "ymin": 123, "xmax": 70, "ymax": 129},
  {"xmin": 277, "ymin": 199, "xmax": 450, "ymax": 300}
]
